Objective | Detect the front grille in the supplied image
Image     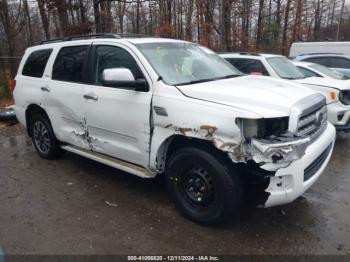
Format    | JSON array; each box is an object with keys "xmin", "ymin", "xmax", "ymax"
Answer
[
  {"xmin": 304, "ymin": 143, "xmax": 332, "ymax": 182},
  {"xmin": 296, "ymin": 105, "xmax": 327, "ymax": 140}
]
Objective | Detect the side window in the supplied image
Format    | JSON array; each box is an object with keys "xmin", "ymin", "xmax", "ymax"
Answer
[
  {"xmin": 93, "ymin": 45, "xmax": 144, "ymax": 86},
  {"xmin": 226, "ymin": 58, "xmax": 269, "ymax": 76},
  {"xmin": 329, "ymin": 57, "xmax": 350, "ymax": 68},
  {"xmin": 22, "ymin": 49, "xmax": 52, "ymax": 78},
  {"xmin": 52, "ymin": 45, "xmax": 89, "ymax": 83},
  {"xmin": 297, "ymin": 66, "xmax": 320, "ymax": 77},
  {"xmin": 304, "ymin": 57, "xmax": 330, "ymax": 67}
]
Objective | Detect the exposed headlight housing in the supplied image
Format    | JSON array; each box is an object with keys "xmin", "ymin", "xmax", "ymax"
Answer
[
  {"xmin": 339, "ymin": 90, "xmax": 350, "ymax": 105},
  {"xmin": 238, "ymin": 117, "xmax": 289, "ymax": 139}
]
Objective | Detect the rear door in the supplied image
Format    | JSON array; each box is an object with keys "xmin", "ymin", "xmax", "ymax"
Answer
[
  {"xmin": 45, "ymin": 44, "xmax": 91, "ymax": 149},
  {"xmin": 83, "ymin": 42, "xmax": 153, "ymax": 167},
  {"xmin": 15, "ymin": 48, "xmax": 53, "ymax": 125}
]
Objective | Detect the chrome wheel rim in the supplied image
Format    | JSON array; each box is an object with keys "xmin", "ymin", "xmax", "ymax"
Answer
[{"xmin": 33, "ymin": 121, "xmax": 50, "ymax": 154}]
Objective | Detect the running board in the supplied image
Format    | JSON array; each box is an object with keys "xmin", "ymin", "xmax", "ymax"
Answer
[{"xmin": 61, "ymin": 145, "xmax": 155, "ymax": 178}]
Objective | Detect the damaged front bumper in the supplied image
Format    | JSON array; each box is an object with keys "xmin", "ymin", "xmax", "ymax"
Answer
[
  {"xmin": 251, "ymin": 136, "xmax": 310, "ymax": 171},
  {"xmin": 261, "ymin": 122, "xmax": 335, "ymax": 208}
]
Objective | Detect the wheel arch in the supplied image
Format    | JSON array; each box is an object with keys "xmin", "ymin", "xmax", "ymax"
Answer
[
  {"xmin": 25, "ymin": 104, "xmax": 51, "ymax": 137},
  {"xmin": 155, "ymin": 134, "xmax": 233, "ymax": 173}
]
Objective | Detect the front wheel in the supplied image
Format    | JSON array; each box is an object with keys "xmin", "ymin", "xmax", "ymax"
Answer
[{"xmin": 165, "ymin": 147, "xmax": 242, "ymax": 225}]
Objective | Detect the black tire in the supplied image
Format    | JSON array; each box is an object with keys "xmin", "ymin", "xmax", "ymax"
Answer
[
  {"xmin": 165, "ymin": 147, "xmax": 242, "ymax": 225},
  {"xmin": 30, "ymin": 113, "xmax": 64, "ymax": 159}
]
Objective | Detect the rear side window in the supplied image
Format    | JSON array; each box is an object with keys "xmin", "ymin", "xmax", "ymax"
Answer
[
  {"xmin": 22, "ymin": 49, "xmax": 52, "ymax": 78},
  {"xmin": 52, "ymin": 46, "xmax": 89, "ymax": 83},
  {"xmin": 226, "ymin": 58, "xmax": 269, "ymax": 76},
  {"xmin": 329, "ymin": 57, "xmax": 350, "ymax": 68},
  {"xmin": 304, "ymin": 57, "xmax": 330, "ymax": 67}
]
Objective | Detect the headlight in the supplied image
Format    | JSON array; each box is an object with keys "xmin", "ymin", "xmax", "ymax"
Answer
[
  {"xmin": 238, "ymin": 117, "xmax": 289, "ymax": 139},
  {"xmin": 339, "ymin": 90, "xmax": 350, "ymax": 105}
]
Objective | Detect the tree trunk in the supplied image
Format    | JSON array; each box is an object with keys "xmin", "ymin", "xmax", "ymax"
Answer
[
  {"xmin": 23, "ymin": 0, "xmax": 33, "ymax": 45},
  {"xmin": 336, "ymin": 0, "xmax": 345, "ymax": 40},
  {"xmin": 79, "ymin": 0, "xmax": 86, "ymax": 23},
  {"xmin": 185, "ymin": 0, "xmax": 194, "ymax": 41},
  {"xmin": 55, "ymin": 0, "xmax": 70, "ymax": 36},
  {"xmin": 94, "ymin": 0, "xmax": 101, "ymax": 33},
  {"xmin": 256, "ymin": 0, "xmax": 265, "ymax": 49},
  {"xmin": 281, "ymin": 0, "xmax": 291, "ymax": 55},
  {"xmin": 37, "ymin": 0, "xmax": 50, "ymax": 39},
  {"xmin": 0, "ymin": 0, "xmax": 17, "ymax": 76}
]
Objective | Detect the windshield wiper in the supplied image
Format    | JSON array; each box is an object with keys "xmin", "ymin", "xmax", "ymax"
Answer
[
  {"xmin": 222, "ymin": 74, "xmax": 242, "ymax": 79},
  {"xmin": 282, "ymin": 76, "xmax": 305, "ymax": 80},
  {"xmin": 176, "ymin": 74, "xmax": 241, "ymax": 86}
]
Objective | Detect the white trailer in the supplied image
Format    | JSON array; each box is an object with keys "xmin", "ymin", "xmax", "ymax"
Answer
[{"xmin": 290, "ymin": 42, "xmax": 350, "ymax": 58}]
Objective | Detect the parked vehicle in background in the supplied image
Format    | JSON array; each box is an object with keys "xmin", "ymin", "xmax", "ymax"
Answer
[
  {"xmin": 290, "ymin": 42, "xmax": 350, "ymax": 58},
  {"xmin": 293, "ymin": 53, "xmax": 350, "ymax": 78},
  {"xmin": 13, "ymin": 34, "xmax": 335, "ymax": 224},
  {"xmin": 293, "ymin": 61, "xmax": 348, "ymax": 80},
  {"xmin": 221, "ymin": 53, "xmax": 350, "ymax": 131}
]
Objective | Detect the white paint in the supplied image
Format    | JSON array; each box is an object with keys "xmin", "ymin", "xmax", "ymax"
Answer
[
  {"xmin": 221, "ymin": 53, "xmax": 350, "ymax": 128},
  {"xmin": 290, "ymin": 42, "xmax": 350, "ymax": 58},
  {"xmin": 14, "ymin": 37, "xmax": 336, "ymax": 209}
]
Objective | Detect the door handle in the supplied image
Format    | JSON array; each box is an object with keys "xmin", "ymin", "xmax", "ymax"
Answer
[
  {"xmin": 83, "ymin": 93, "xmax": 98, "ymax": 101},
  {"xmin": 41, "ymin": 86, "xmax": 50, "ymax": 92}
]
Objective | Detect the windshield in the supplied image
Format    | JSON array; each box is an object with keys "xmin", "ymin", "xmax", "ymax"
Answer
[
  {"xmin": 309, "ymin": 64, "xmax": 347, "ymax": 80},
  {"xmin": 136, "ymin": 42, "xmax": 242, "ymax": 85},
  {"xmin": 267, "ymin": 57, "xmax": 306, "ymax": 80}
]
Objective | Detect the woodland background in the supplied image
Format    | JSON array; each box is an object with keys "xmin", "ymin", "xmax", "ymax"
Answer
[{"xmin": 0, "ymin": 0, "xmax": 350, "ymax": 99}]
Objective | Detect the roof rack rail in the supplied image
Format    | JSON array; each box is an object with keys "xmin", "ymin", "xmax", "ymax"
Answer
[
  {"xmin": 298, "ymin": 52, "xmax": 344, "ymax": 56},
  {"xmin": 118, "ymin": 33, "xmax": 150, "ymax": 38},
  {"xmin": 40, "ymin": 33, "xmax": 121, "ymax": 45},
  {"xmin": 239, "ymin": 52, "xmax": 261, "ymax": 56}
]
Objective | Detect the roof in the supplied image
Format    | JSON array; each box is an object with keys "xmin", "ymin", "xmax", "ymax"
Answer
[
  {"xmin": 295, "ymin": 53, "xmax": 350, "ymax": 58},
  {"xmin": 125, "ymin": 37, "xmax": 188, "ymax": 44},
  {"xmin": 33, "ymin": 33, "xmax": 189, "ymax": 50},
  {"xmin": 219, "ymin": 52, "xmax": 283, "ymax": 59},
  {"xmin": 293, "ymin": 61, "xmax": 314, "ymax": 67}
]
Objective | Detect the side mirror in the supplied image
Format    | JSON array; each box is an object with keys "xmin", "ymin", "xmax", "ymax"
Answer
[
  {"xmin": 101, "ymin": 68, "xmax": 149, "ymax": 91},
  {"xmin": 249, "ymin": 71, "xmax": 263, "ymax": 76}
]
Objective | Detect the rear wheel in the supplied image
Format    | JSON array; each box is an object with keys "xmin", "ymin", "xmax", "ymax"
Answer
[
  {"xmin": 30, "ymin": 114, "xmax": 64, "ymax": 159},
  {"xmin": 165, "ymin": 147, "xmax": 242, "ymax": 225}
]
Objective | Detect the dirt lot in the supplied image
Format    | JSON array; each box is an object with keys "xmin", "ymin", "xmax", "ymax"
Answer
[{"xmin": 0, "ymin": 124, "xmax": 349, "ymax": 255}]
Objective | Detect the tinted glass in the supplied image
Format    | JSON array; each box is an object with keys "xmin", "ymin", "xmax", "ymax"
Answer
[
  {"xmin": 309, "ymin": 63, "xmax": 346, "ymax": 79},
  {"xmin": 226, "ymin": 58, "xmax": 269, "ymax": 75},
  {"xmin": 93, "ymin": 45, "xmax": 143, "ymax": 85},
  {"xmin": 136, "ymin": 42, "xmax": 242, "ymax": 86},
  {"xmin": 297, "ymin": 66, "xmax": 320, "ymax": 77},
  {"xmin": 329, "ymin": 57, "xmax": 350, "ymax": 68},
  {"xmin": 304, "ymin": 57, "xmax": 330, "ymax": 67},
  {"xmin": 22, "ymin": 49, "xmax": 52, "ymax": 78},
  {"xmin": 267, "ymin": 57, "xmax": 305, "ymax": 79},
  {"xmin": 52, "ymin": 46, "xmax": 89, "ymax": 82}
]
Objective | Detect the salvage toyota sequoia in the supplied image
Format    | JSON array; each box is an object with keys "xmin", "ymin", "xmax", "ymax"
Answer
[{"xmin": 13, "ymin": 34, "xmax": 336, "ymax": 224}]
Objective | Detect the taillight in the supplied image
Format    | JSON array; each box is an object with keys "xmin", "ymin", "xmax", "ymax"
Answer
[{"xmin": 9, "ymin": 80, "xmax": 16, "ymax": 90}]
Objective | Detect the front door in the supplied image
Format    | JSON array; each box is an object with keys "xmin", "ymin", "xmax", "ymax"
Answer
[{"xmin": 83, "ymin": 43, "xmax": 153, "ymax": 167}]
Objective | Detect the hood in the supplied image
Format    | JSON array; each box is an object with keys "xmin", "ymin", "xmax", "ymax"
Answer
[
  {"xmin": 294, "ymin": 77, "xmax": 350, "ymax": 91},
  {"xmin": 176, "ymin": 76, "xmax": 315, "ymax": 118}
]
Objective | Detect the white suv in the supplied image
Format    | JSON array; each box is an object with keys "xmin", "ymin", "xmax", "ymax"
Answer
[
  {"xmin": 221, "ymin": 53, "xmax": 350, "ymax": 131},
  {"xmin": 14, "ymin": 34, "xmax": 335, "ymax": 224}
]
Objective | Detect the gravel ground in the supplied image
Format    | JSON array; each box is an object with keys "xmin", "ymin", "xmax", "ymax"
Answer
[{"xmin": 0, "ymin": 124, "xmax": 349, "ymax": 255}]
